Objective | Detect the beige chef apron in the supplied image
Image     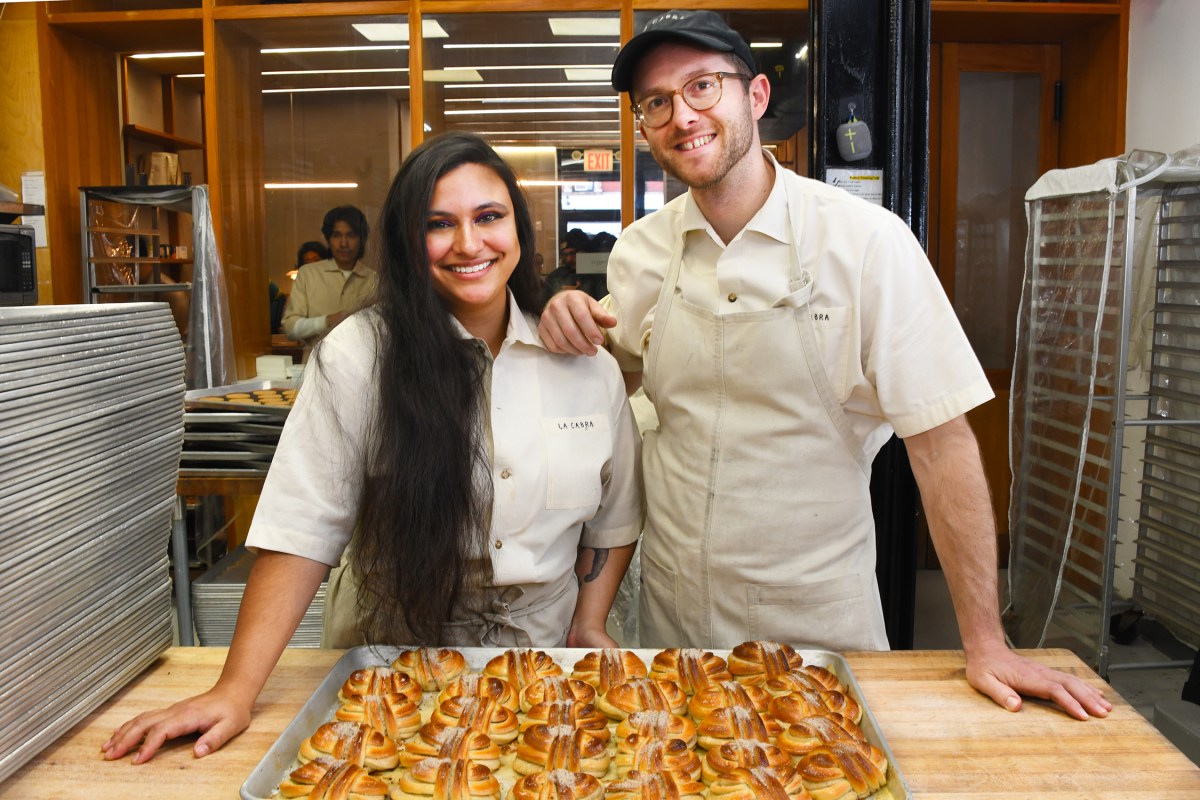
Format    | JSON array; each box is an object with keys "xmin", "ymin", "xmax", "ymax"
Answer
[
  {"xmin": 322, "ymin": 548, "xmax": 578, "ymax": 648},
  {"xmin": 637, "ymin": 174, "xmax": 890, "ymax": 651}
]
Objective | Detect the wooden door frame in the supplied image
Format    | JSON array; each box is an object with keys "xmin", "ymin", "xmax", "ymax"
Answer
[
  {"xmin": 934, "ymin": 42, "xmax": 1061, "ymax": 302},
  {"xmin": 923, "ymin": 41, "xmax": 1062, "ymax": 568}
]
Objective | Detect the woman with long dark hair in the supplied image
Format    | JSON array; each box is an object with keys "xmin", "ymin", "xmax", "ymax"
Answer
[{"xmin": 103, "ymin": 133, "xmax": 642, "ymax": 764}]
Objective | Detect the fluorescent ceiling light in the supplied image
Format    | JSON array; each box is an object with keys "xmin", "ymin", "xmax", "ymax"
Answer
[
  {"xmin": 424, "ymin": 69, "xmax": 482, "ymax": 82},
  {"xmin": 445, "ymin": 108, "xmax": 618, "ymax": 116},
  {"xmin": 520, "ymin": 180, "xmax": 596, "ymax": 187},
  {"xmin": 447, "ymin": 96, "xmax": 617, "ymax": 105},
  {"xmin": 129, "ymin": 51, "xmax": 204, "ymax": 59},
  {"xmin": 264, "ymin": 68, "xmax": 408, "ymax": 76},
  {"xmin": 469, "ymin": 120, "xmax": 618, "ymax": 127},
  {"xmin": 445, "ymin": 81, "xmax": 608, "ymax": 90},
  {"xmin": 495, "ymin": 146, "xmax": 558, "ymax": 153},
  {"xmin": 265, "ymin": 182, "xmax": 359, "ymax": 189},
  {"xmin": 548, "ymin": 18, "xmax": 620, "ymax": 37},
  {"xmin": 750, "ymin": 42, "xmax": 783, "ymax": 48},
  {"xmin": 261, "ymin": 45, "xmax": 407, "ymax": 54},
  {"xmin": 177, "ymin": 73, "xmax": 204, "ymax": 79},
  {"xmin": 442, "ymin": 42, "xmax": 617, "ymax": 50},
  {"xmin": 443, "ymin": 64, "xmax": 610, "ymax": 72},
  {"xmin": 352, "ymin": 20, "xmax": 448, "ymax": 42},
  {"xmin": 263, "ymin": 85, "xmax": 408, "ymax": 94},
  {"xmin": 565, "ymin": 69, "xmax": 611, "ymax": 82},
  {"xmin": 482, "ymin": 131, "xmax": 614, "ymax": 137}
]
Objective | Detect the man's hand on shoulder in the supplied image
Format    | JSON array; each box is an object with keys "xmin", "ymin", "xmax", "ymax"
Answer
[{"xmin": 539, "ymin": 290, "xmax": 617, "ymax": 356}]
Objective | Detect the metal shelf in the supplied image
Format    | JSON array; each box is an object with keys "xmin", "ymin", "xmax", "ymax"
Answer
[{"xmin": 92, "ymin": 283, "xmax": 193, "ymax": 294}]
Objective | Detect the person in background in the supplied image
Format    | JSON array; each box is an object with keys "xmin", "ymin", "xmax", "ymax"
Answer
[
  {"xmin": 537, "ymin": 9, "xmax": 1112, "ymax": 722},
  {"xmin": 544, "ymin": 228, "xmax": 607, "ymax": 301},
  {"xmin": 294, "ymin": 240, "xmax": 330, "ymax": 273},
  {"xmin": 271, "ymin": 243, "xmax": 331, "ymax": 335},
  {"xmin": 281, "ymin": 206, "xmax": 376, "ymax": 350},
  {"xmin": 268, "ymin": 281, "xmax": 286, "ymax": 335},
  {"xmin": 102, "ymin": 132, "xmax": 642, "ymax": 764}
]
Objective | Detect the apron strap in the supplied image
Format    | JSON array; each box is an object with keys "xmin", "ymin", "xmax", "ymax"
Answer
[
  {"xmin": 644, "ymin": 213, "xmax": 689, "ymax": 398},
  {"xmin": 792, "ymin": 289, "xmax": 871, "ymax": 475}
]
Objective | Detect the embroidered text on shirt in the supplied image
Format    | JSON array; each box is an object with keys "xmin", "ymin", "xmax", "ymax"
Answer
[
  {"xmin": 558, "ymin": 420, "xmax": 597, "ymax": 431},
  {"xmin": 812, "ymin": 312, "xmax": 831, "ymax": 321}
]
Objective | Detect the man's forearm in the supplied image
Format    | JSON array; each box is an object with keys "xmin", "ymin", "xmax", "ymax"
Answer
[
  {"xmin": 904, "ymin": 415, "xmax": 1007, "ymax": 656},
  {"xmin": 285, "ymin": 315, "xmax": 330, "ymax": 342}
]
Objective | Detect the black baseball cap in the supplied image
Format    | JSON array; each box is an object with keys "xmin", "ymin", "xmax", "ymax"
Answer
[{"xmin": 611, "ymin": 10, "xmax": 757, "ymax": 93}]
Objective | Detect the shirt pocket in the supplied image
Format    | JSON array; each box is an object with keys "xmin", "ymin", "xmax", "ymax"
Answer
[
  {"xmin": 541, "ymin": 414, "xmax": 612, "ymax": 510},
  {"xmin": 747, "ymin": 575, "xmax": 880, "ymax": 651},
  {"xmin": 809, "ymin": 306, "xmax": 853, "ymax": 402}
]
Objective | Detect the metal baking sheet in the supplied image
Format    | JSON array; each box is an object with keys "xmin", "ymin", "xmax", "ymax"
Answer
[
  {"xmin": 0, "ymin": 404, "xmax": 179, "ymax": 478},
  {"xmin": 180, "ymin": 449, "xmax": 273, "ymax": 461},
  {"xmin": 241, "ymin": 647, "xmax": 910, "ymax": 800},
  {"xmin": 184, "ymin": 430, "xmax": 279, "ymax": 443},
  {"xmin": 0, "ymin": 301, "xmax": 170, "ymax": 327},
  {"xmin": 0, "ymin": 336, "xmax": 179, "ymax": 376},
  {"xmin": 2, "ymin": 459, "xmax": 177, "ymax": 559},
  {"xmin": 185, "ymin": 380, "xmax": 296, "ymax": 417},
  {"xmin": 179, "ymin": 465, "xmax": 270, "ymax": 476},
  {"xmin": 185, "ymin": 411, "xmax": 281, "ymax": 425},
  {"xmin": 0, "ymin": 366, "xmax": 182, "ymax": 424}
]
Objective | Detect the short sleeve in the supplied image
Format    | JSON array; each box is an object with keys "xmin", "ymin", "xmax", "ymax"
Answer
[
  {"xmin": 245, "ymin": 315, "xmax": 379, "ymax": 564},
  {"xmin": 858, "ymin": 214, "xmax": 993, "ymax": 438}
]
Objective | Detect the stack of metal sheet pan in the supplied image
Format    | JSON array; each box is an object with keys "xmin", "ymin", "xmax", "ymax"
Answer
[
  {"xmin": 181, "ymin": 381, "xmax": 291, "ymax": 475},
  {"xmin": 0, "ymin": 302, "xmax": 185, "ymax": 783},
  {"xmin": 193, "ymin": 546, "xmax": 327, "ymax": 648}
]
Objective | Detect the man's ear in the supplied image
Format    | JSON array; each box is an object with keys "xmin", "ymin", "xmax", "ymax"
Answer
[{"xmin": 749, "ymin": 73, "xmax": 771, "ymax": 122}]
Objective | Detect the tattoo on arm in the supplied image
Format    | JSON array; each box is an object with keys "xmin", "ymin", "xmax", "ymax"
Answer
[{"xmin": 582, "ymin": 548, "xmax": 610, "ymax": 583}]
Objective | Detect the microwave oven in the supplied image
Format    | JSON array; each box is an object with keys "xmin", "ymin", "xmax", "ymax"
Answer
[{"xmin": 0, "ymin": 223, "xmax": 38, "ymax": 306}]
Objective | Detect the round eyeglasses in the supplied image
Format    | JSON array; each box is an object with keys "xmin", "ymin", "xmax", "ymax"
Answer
[{"xmin": 631, "ymin": 71, "xmax": 752, "ymax": 129}]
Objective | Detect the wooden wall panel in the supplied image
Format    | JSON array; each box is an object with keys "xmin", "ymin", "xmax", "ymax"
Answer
[
  {"xmin": 210, "ymin": 22, "xmax": 268, "ymax": 379},
  {"xmin": 1059, "ymin": 12, "xmax": 1127, "ymax": 168},
  {"xmin": 0, "ymin": 6, "xmax": 51, "ymax": 300},
  {"xmin": 37, "ymin": 20, "xmax": 123, "ymax": 305}
]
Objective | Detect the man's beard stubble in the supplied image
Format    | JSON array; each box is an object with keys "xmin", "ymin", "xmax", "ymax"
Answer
[{"xmin": 651, "ymin": 97, "xmax": 756, "ymax": 191}]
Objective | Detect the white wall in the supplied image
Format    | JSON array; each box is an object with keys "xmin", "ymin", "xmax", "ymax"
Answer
[
  {"xmin": 1126, "ymin": 0, "xmax": 1200, "ymax": 154},
  {"xmin": 1111, "ymin": 0, "xmax": 1200, "ymax": 600}
]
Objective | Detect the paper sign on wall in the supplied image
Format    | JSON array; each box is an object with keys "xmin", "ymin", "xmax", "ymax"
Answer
[
  {"xmin": 20, "ymin": 171, "xmax": 48, "ymax": 247},
  {"xmin": 825, "ymin": 168, "xmax": 884, "ymax": 207}
]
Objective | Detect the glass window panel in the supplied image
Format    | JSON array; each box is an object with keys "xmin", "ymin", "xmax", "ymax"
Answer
[
  {"xmin": 218, "ymin": 15, "xmax": 411, "ymax": 308},
  {"xmin": 954, "ymin": 71, "xmax": 1041, "ymax": 371},
  {"xmin": 423, "ymin": 12, "xmax": 621, "ymax": 286},
  {"xmin": 632, "ymin": 9, "xmax": 810, "ymax": 223}
]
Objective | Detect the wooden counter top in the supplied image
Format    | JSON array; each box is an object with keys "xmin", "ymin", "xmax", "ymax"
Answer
[{"xmin": 4, "ymin": 647, "xmax": 1199, "ymax": 798}]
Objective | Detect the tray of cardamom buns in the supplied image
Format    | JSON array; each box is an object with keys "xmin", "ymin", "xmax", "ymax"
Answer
[{"xmin": 241, "ymin": 644, "xmax": 910, "ymax": 800}]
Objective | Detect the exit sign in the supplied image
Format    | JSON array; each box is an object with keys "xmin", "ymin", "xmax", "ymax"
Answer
[{"xmin": 583, "ymin": 149, "xmax": 613, "ymax": 172}]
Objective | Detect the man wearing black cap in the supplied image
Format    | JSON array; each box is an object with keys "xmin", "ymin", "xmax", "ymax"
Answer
[{"xmin": 539, "ymin": 9, "xmax": 1111, "ymax": 722}]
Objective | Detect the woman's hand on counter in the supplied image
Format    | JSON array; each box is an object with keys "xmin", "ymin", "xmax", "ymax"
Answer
[
  {"xmin": 101, "ymin": 551, "xmax": 326, "ymax": 764},
  {"xmin": 100, "ymin": 685, "xmax": 253, "ymax": 764}
]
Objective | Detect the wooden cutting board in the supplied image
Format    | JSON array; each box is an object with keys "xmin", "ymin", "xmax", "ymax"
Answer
[{"xmin": 4, "ymin": 647, "xmax": 1199, "ymax": 799}]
